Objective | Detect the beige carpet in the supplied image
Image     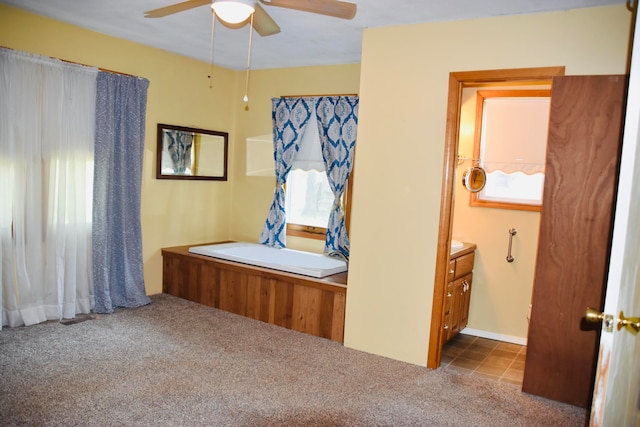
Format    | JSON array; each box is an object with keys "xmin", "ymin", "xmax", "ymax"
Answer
[{"xmin": 0, "ymin": 293, "xmax": 587, "ymax": 426}]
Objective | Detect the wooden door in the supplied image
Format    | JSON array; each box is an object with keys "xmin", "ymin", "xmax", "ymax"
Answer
[{"xmin": 522, "ymin": 75, "xmax": 627, "ymax": 408}]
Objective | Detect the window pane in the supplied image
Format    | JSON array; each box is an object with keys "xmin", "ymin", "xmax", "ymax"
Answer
[
  {"xmin": 481, "ymin": 97, "xmax": 550, "ymax": 175},
  {"xmin": 286, "ymin": 169, "xmax": 334, "ymax": 228},
  {"xmin": 471, "ymin": 89, "xmax": 551, "ymax": 210},
  {"xmin": 480, "ymin": 170, "xmax": 545, "ymax": 205}
]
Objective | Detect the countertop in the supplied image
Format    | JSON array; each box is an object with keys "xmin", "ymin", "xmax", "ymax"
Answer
[{"xmin": 450, "ymin": 242, "xmax": 477, "ymax": 258}]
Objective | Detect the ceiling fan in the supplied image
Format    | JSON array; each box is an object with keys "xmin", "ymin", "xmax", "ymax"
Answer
[{"xmin": 144, "ymin": 0, "xmax": 357, "ymax": 37}]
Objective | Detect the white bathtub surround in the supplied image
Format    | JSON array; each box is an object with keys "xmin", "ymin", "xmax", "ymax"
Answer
[{"xmin": 189, "ymin": 242, "xmax": 347, "ymax": 278}]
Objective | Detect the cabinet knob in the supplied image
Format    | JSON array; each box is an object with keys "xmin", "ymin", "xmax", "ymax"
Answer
[
  {"xmin": 449, "ymin": 269, "xmax": 455, "ymax": 274},
  {"xmin": 447, "ymin": 292, "xmax": 452, "ymax": 298}
]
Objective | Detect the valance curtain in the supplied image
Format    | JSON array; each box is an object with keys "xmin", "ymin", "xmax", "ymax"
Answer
[
  {"xmin": 259, "ymin": 96, "xmax": 358, "ymax": 255},
  {"xmin": 0, "ymin": 48, "xmax": 97, "ymax": 327},
  {"xmin": 93, "ymin": 72, "xmax": 151, "ymax": 314}
]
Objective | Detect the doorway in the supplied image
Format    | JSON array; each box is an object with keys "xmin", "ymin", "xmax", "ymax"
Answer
[{"xmin": 427, "ymin": 66, "xmax": 566, "ymax": 369}]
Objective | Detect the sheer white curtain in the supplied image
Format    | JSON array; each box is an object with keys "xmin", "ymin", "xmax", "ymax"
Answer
[{"xmin": 0, "ymin": 48, "xmax": 97, "ymax": 328}]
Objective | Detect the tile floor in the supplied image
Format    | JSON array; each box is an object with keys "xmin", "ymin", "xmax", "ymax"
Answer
[{"xmin": 441, "ymin": 333, "xmax": 526, "ymax": 386}]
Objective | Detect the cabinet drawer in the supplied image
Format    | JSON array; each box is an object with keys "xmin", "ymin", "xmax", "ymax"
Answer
[
  {"xmin": 453, "ymin": 252, "xmax": 475, "ymax": 279},
  {"xmin": 447, "ymin": 260, "xmax": 456, "ymax": 282}
]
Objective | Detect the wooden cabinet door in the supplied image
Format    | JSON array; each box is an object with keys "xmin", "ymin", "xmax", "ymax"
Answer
[
  {"xmin": 442, "ymin": 281, "xmax": 455, "ymax": 345},
  {"xmin": 445, "ymin": 274, "xmax": 472, "ymax": 342},
  {"xmin": 449, "ymin": 278, "xmax": 463, "ymax": 339},
  {"xmin": 459, "ymin": 273, "xmax": 472, "ymax": 330},
  {"xmin": 522, "ymin": 75, "xmax": 627, "ymax": 408}
]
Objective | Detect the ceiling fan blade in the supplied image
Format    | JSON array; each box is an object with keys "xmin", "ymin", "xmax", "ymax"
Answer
[
  {"xmin": 259, "ymin": 0, "xmax": 356, "ymax": 20},
  {"xmin": 253, "ymin": 3, "xmax": 281, "ymax": 37},
  {"xmin": 144, "ymin": 0, "xmax": 211, "ymax": 18}
]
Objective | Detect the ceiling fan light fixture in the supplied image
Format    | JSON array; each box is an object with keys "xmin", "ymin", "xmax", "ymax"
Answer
[{"xmin": 212, "ymin": 0, "xmax": 255, "ymax": 24}]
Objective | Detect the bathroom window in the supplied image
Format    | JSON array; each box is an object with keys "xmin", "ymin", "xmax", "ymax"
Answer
[{"xmin": 470, "ymin": 89, "xmax": 551, "ymax": 212}]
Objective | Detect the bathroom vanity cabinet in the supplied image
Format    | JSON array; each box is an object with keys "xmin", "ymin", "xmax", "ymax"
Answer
[{"xmin": 442, "ymin": 244, "xmax": 476, "ymax": 346}]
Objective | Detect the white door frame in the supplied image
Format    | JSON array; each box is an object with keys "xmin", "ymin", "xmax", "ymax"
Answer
[{"xmin": 590, "ymin": 8, "xmax": 640, "ymax": 425}]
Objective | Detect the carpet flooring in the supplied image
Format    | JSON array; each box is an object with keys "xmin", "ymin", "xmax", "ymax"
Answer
[{"xmin": 0, "ymin": 294, "xmax": 587, "ymax": 426}]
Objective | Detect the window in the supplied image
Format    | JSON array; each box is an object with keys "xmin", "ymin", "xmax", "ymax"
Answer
[
  {"xmin": 470, "ymin": 89, "xmax": 551, "ymax": 212},
  {"xmin": 46, "ymin": 157, "xmax": 95, "ymax": 225},
  {"xmin": 285, "ymin": 119, "xmax": 353, "ymax": 240}
]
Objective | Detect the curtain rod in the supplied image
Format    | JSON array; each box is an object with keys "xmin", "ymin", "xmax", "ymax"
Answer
[
  {"xmin": 67, "ymin": 60, "xmax": 137, "ymax": 77},
  {"xmin": 1, "ymin": 45, "xmax": 138, "ymax": 77},
  {"xmin": 279, "ymin": 93, "xmax": 358, "ymax": 98}
]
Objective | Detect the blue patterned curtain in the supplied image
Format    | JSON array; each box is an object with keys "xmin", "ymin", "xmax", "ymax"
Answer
[
  {"xmin": 259, "ymin": 97, "xmax": 314, "ymax": 248},
  {"xmin": 315, "ymin": 96, "xmax": 359, "ymax": 256},
  {"xmin": 93, "ymin": 72, "xmax": 151, "ymax": 313}
]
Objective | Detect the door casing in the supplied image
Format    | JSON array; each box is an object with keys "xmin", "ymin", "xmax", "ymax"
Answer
[{"xmin": 428, "ymin": 66, "xmax": 566, "ymax": 368}]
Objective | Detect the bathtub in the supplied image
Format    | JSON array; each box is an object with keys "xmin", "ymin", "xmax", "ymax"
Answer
[
  {"xmin": 188, "ymin": 242, "xmax": 348, "ymax": 278},
  {"xmin": 163, "ymin": 243, "xmax": 347, "ymax": 341}
]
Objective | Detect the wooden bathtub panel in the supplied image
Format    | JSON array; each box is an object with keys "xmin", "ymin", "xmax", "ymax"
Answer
[
  {"xmin": 198, "ymin": 262, "xmax": 219, "ymax": 308},
  {"xmin": 183, "ymin": 261, "xmax": 200, "ymax": 302},
  {"xmin": 291, "ymin": 285, "xmax": 322, "ymax": 337},
  {"xmin": 219, "ymin": 269, "xmax": 248, "ymax": 316},
  {"xmin": 319, "ymin": 289, "xmax": 336, "ymax": 340},
  {"xmin": 272, "ymin": 280, "xmax": 294, "ymax": 330},
  {"xmin": 245, "ymin": 275, "xmax": 271, "ymax": 323},
  {"xmin": 331, "ymin": 291, "xmax": 346, "ymax": 341},
  {"xmin": 161, "ymin": 244, "xmax": 347, "ymax": 343},
  {"xmin": 162, "ymin": 255, "xmax": 176, "ymax": 295}
]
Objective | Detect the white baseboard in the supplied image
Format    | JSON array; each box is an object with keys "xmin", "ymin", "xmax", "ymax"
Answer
[{"xmin": 460, "ymin": 328, "xmax": 527, "ymax": 346}]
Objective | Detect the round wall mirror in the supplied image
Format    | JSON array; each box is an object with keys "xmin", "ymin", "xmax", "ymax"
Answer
[{"xmin": 462, "ymin": 165, "xmax": 487, "ymax": 193}]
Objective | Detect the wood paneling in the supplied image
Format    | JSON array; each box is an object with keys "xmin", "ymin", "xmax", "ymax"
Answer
[{"xmin": 161, "ymin": 245, "xmax": 348, "ymax": 343}]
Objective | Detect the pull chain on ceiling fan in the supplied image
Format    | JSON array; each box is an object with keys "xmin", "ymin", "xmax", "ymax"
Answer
[
  {"xmin": 146, "ymin": 0, "xmax": 356, "ymax": 102},
  {"xmin": 144, "ymin": 0, "xmax": 357, "ymax": 37}
]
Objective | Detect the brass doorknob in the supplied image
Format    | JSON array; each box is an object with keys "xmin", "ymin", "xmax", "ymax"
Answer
[
  {"xmin": 618, "ymin": 311, "xmax": 640, "ymax": 335},
  {"xmin": 585, "ymin": 308, "xmax": 607, "ymax": 323},
  {"xmin": 585, "ymin": 308, "xmax": 639, "ymax": 335}
]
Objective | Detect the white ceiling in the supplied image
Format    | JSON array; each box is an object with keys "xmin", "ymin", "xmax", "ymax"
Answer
[{"xmin": 2, "ymin": 0, "xmax": 626, "ymax": 70}]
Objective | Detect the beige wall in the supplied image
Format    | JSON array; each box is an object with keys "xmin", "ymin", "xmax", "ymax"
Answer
[
  {"xmin": 453, "ymin": 87, "xmax": 545, "ymax": 343},
  {"xmin": 345, "ymin": 5, "xmax": 632, "ymax": 366},
  {"xmin": 0, "ymin": 5, "xmax": 360, "ymax": 296},
  {"xmin": 0, "ymin": 5, "xmax": 238, "ymax": 295},
  {"xmin": 1, "ymin": 4, "xmax": 633, "ymax": 367}
]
